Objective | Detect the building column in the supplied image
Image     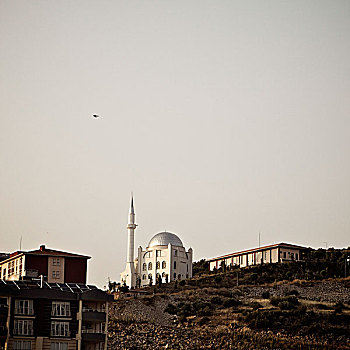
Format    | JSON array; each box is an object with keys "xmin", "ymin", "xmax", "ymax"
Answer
[{"xmin": 77, "ymin": 300, "xmax": 83, "ymax": 350}]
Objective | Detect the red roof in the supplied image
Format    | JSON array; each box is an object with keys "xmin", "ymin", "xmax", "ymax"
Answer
[
  {"xmin": 208, "ymin": 242, "xmax": 306, "ymax": 262},
  {"xmin": 1, "ymin": 245, "xmax": 90, "ymax": 263},
  {"xmin": 27, "ymin": 247, "xmax": 90, "ymax": 259}
]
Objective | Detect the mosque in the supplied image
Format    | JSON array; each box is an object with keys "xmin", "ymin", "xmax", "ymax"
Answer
[{"xmin": 120, "ymin": 196, "xmax": 193, "ymax": 288}]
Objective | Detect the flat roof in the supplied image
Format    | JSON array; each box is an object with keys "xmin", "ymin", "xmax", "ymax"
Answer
[{"xmin": 207, "ymin": 242, "xmax": 307, "ymax": 262}]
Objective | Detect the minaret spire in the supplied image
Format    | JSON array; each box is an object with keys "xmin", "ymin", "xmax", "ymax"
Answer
[{"xmin": 130, "ymin": 193, "xmax": 135, "ymax": 214}]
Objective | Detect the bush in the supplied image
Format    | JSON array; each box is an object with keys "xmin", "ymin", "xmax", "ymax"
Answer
[
  {"xmin": 223, "ymin": 298, "xmax": 241, "ymax": 308},
  {"xmin": 199, "ymin": 306, "xmax": 213, "ymax": 316},
  {"xmin": 214, "ymin": 276, "xmax": 222, "ymax": 284},
  {"xmin": 251, "ymin": 301, "xmax": 263, "ymax": 310},
  {"xmin": 179, "ymin": 280, "xmax": 186, "ymax": 286},
  {"xmin": 199, "ymin": 316, "xmax": 210, "ymax": 325},
  {"xmin": 211, "ymin": 296, "xmax": 223, "ymax": 305},
  {"xmin": 286, "ymin": 289, "xmax": 299, "ymax": 296},
  {"xmin": 261, "ymin": 291, "xmax": 270, "ymax": 299},
  {"xmin": 334, "ymin": 301, "xmax": 345, "ymax": 314},
  {"xmin": 270, "ymin": 295, "xmax": 299, "ymax": 309},
  {"xmin": 165, "ymin": 303, "xmax": 178, "ymax": 315}
]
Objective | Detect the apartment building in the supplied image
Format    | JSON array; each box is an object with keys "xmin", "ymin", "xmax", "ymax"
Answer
[
  {"xmin": 0, "ymin": 279, "xmax": 113, "ymax": 350},
  {"xmin": 0, "ymin": 246, "xmax": 90, "ymax": 284}
]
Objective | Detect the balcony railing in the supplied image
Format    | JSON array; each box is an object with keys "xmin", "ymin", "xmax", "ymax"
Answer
[
  {"xmin": 50, "ymin": 331, "xmax": 71, "ymax": 337},
  {"xmin": 82, "ymin": 308, "xmax": 105, "ymax": 313},
  {"xmin": 82, "ymin": 329, "xmax": 106, "ymax": 334}
]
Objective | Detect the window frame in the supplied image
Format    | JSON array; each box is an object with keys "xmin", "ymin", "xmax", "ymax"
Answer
[
  {"xmin": 50, "ymin": 342, "xmax": 68, "ymax": 350},
  {"xmin": 51, "ymin": 301, "xmax": 71, "ymax": 317},
  {"xmin": 50, "ymin": 321, "xmax": 70, "ymax": 337},
  {"xmin": 15, "ymin": 299, "xmax": 34, "ymax": 315},
  {"xmin": 14, "ymin": 319, "xmax": 33, "ymax": 336},
  {"xmin": 13, "ymin": 340, "xmax": 32, "ymax": 350}
]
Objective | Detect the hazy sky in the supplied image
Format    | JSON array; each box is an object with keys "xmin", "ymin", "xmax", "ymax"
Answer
[{"xmin": 1, "ymin": 1, "xmax": 349, "ymax": 288}]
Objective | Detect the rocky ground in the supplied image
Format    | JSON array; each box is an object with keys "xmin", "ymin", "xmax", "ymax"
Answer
[
  {"xmin": 241, "ymin": 280, "xmax": 350, "ymax": 303},
  {"xmin": 108, "ymin": 279, "xmax": 350, "ymax": 349}
]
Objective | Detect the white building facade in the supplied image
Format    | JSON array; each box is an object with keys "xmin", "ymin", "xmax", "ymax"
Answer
[
  {"xmin": 208, "ymin": 242, "xmax": 305, "ymax": 271},
  {"xmin": 120, "ymin": 197, "xmax": 192, "ymax": 288}
]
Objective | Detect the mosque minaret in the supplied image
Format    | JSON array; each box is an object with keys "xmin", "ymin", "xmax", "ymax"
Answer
[{"xmin": 121, "ymin": 195, "xmax": 137, "ymax": 288}]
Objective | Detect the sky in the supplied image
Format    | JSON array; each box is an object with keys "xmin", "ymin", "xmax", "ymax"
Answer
[{"xmin": 0, "ymin": 1, "xmax": 349, "ymax": 289}]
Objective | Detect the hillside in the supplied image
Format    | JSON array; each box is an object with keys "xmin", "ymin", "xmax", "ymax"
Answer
[{"xmin": 108, "ymin": 264, "xmax": 350, "ymax": 349}]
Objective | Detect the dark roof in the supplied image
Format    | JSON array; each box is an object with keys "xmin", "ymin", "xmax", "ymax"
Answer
[
  {"xmin": 0, "ymin": 253, "xmax": 10, "ymax": 262},
  {"xmin": 0, "ymin": 280, "xmax": 113, "ymax": 301},
  {"xmin": 208, "ymin": 242, "xmax": 307, "ymax": 262},
  {"xmin": 26, "ymin": 248, "xmax": 90, "ymax": 259}
]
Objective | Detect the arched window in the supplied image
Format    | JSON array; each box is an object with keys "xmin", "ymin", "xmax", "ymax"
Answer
[
  {"xmin": 142, "ymin": 263, "xmax": 146, "ymax": 271},
  {"xmin": 173, "ymin": 272, "xmax": 176, "ymax": 279},
  {"xmin": 162, "ymin": 272, "xmax": 166, "ymax": 278},
  {"xmin": 148, "ymin": 262, "xmax": 152, "ymax": 270},
  {"xmin": 142, "ymin": 274, "xmax": 146, "ymax": 280},
  {"xmin": 156, "ymin": 273, "xmax": 160, "ymax": 278},
  {"xmin": 178, "ymin": 274, "xmax": 181, "ymax": 280},
  {"xmin": 156, "ymin": 261, "xmax": 160, "ymax": 269},
  {"xmin": 162, "ymin": 261, "xmax": 166, "ymax": 269},
  {"xmin": 148, "ymin": 273, "xmax": 152, "ymax": 280}
]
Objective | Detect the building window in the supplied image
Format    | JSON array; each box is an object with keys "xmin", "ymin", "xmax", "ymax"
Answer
[
  {"xmin": 52, "ymin": 271, "xmax": 60, "ymax": 279},
  {"xmin": 148, "ymin": 262, "xmax": 152, "ymax": 270},
  {"xmin": 174, "ymin": 250, "xmax": 178, "ymax": 257},
  {"xmin": 53, "ymin": 258, "xmax": 61, "ymax": 266},
  {"xmin": 148, "ymin": 273, "xmax": 152, "ymax": 280},
  {"xmin": 296, "ymin": 253, "xmax": 298, "ymax": 260},
  {"xmin": 173, "ymin": 273, "xmax": 176, "ymax": 279},
  {"xmin": 50, "ymin": 343, "xmax": 68, "ymax": 350},
  {"xmin": 52, "ymin": 301, "xmax": 71, "ymax": 317},
  {"xmin": 13, "ymin": 341, "xmax": 32, "ymax": 350},
  {"xmin": 142, "ymin": 274, "xmax": 146, "ymax": 280},
  {"xmin": 15, "ymin": 300, "xmax": 34, "ymax": 315},
  {"xmin": 14, "ymin": 320, "xmax": 33, "ymax": 335},
  {"xmin": 283, "ymin": 252, "xmax": 286, "ymax": 259},
  {"xmin": 162, "ymin": 261, "xmax": 166, "ymax": 269},
  {"xmin": 174, "ymin": 261, "xmax": 176, "ymax": 269},
  {"xmin": 156, "ymin": 261, "xmax": 160, "ymax": 269},
  {"xmin": 156, "ymin": 250, "xmax": 163, "ymax": 257},
  {"xmin": 142, "ymin": 263, "xmax": 147, "ymax": 271},
  {"xmin": 9, "ymin": 260, "xmax": 15, "ymax": 276},
  {"xmin": 51, "ymin": 321, "xmax": 70, "ymax": 337},
  {"xmin": 291, "ymin": 253, "xmax": 294, "ymax": 260},
  {"xmin": 162, "ymin": 272, "xmax": 166, "ymax": 278}
]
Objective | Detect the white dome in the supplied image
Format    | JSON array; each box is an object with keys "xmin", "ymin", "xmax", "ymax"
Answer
[{"xmin": 148, "ymin": 232, "xmax": 183, "ymax": 248}]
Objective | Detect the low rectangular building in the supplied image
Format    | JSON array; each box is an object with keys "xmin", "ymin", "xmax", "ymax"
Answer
[
  {"xmin": 0, "ymin": 280, "xmax": 113, "ymax": 350},
  {"xmin": 208, "ymin": 242, "xmax": 306, "ymax": 271}
]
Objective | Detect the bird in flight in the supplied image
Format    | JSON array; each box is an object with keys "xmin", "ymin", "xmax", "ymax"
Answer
[{"xmin": 92, "ymin": 114, "xmax": 100, "ymax": 118}]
